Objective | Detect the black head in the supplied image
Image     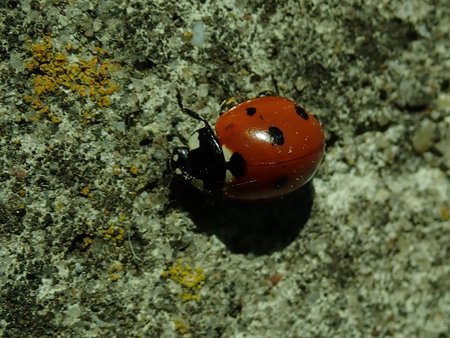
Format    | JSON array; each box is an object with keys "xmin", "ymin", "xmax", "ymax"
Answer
[
  {"xmin": 170, "ymin": 127, "xmax": 226, "ymax": 195},
  {"xmin": 172, "ymin": 91, "xmax": 228, "ymax": 195}
]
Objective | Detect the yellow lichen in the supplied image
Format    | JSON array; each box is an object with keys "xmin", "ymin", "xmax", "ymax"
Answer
[
  {"xmin": 101, "ymin": 224, "xmax": 125, "ymax": 241},
  {"xmin": 81, "ymin": 110, "xmax": 95, "ymax": 125},
  {"xmin": 50, "ymin": 114, "xmax": 62, "ymax": 124},
  {"xmin": 441, "ymin": 206, "xmax": 449, "ymax": 221},
  {"xmin": 129, "ymin": 165, "xmax": 139, "ymax": 176},
  {"xmin": 161, "ymin": 259, "xmax": 206, "ymax": 301},
  {"xmin": 112, "ymin": 164, "xmax": 122, "ymax": 176},
  {"xmin": 81, "ymin": 236, "xmax": 94, "ymax": 249},
  {"xmin": 109, "ymin": 262, "xmax": 124, "ymax": 281},
  {"xmin": 80, "ymin": 186, "xmax": 91, "ymax": 197},
  {"xmin": 24, "ymin": 36, "xmax": 119, "ymax": 123},
  {"xmin": 184, "ymin": 31, "xmax": 194, "ymax": 41},
  {"xmin": 54, "ymin": 201, "xmax": 66, "ymax": 212},
  {"xmin": 174, "ymin": 319, "xmax": 189, "ymax": 335}
]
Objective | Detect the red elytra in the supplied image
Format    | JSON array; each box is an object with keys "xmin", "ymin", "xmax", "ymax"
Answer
[{"xmin": 215, "ymin": 96, "xmax": 325, "ymax": 200}]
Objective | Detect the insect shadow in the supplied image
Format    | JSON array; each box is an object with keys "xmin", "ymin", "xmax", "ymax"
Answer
[{"xmin": 168, "ymin": 181, "xmax": 315, "ymax": 255}]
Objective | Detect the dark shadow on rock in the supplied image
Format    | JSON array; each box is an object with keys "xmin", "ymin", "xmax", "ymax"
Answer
[{"xmin": 169, "ymin": 180, "xmax": 315, "ymax": 255}]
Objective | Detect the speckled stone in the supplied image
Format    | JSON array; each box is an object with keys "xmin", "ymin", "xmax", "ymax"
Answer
[{"xmin": 0, "ymin": 1, "xmax": 449, "ymax": 337}]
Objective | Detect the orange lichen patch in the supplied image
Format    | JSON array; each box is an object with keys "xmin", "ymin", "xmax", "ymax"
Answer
[
  {"xmin": 24, "ymin": 36, "xmax": 119, "ymax": 123},
  {"xmin": 161, "ymin": 259, "xmax": 206, "ymax": 301}
]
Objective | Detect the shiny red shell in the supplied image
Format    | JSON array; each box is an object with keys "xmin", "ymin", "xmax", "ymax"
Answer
[{"xmin": 215, "ymin": 96, "xmax": 325, "ymax": 200}]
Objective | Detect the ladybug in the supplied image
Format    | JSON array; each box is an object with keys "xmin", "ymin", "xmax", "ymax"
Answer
[{"xmin": 171, "ymin": 91, "xmax": 325, "ymax": 201}]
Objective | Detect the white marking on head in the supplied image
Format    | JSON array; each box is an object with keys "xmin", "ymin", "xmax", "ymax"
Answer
[
  {"xmin": 172, "ymin": 154, "xmax": 179, "ymax": 162},
  {"xmin": 222, "ymin": 145, "xmax": 233, "ymax": 162},
  {"xmin": 188, "ymin": 133, "xmax": 201, "ymax": 150}
]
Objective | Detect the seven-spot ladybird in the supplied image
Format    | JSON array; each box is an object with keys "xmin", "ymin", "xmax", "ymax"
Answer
[{"xmin": 171, "ymin": 92, "xmax": 325, "ymax": 201}]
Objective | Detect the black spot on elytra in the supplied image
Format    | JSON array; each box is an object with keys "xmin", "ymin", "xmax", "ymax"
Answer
[
  {"xmin": 274, "ymin": 176, "xmax": 288, "ymax": 190},
  {"xmin": 295, "ymin": 105, "xmax": 309, "ymax": 120},
  {"xmin": 268, "ymin": 126, "xmax": 284, "ymax": 145},
  {"xmin": 246, "ymin": 107, "xmax": 257, "ymax": 116},
  {"xmin": 227, "ymin": 152, "xmax": 246, "ymax": 177}
]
